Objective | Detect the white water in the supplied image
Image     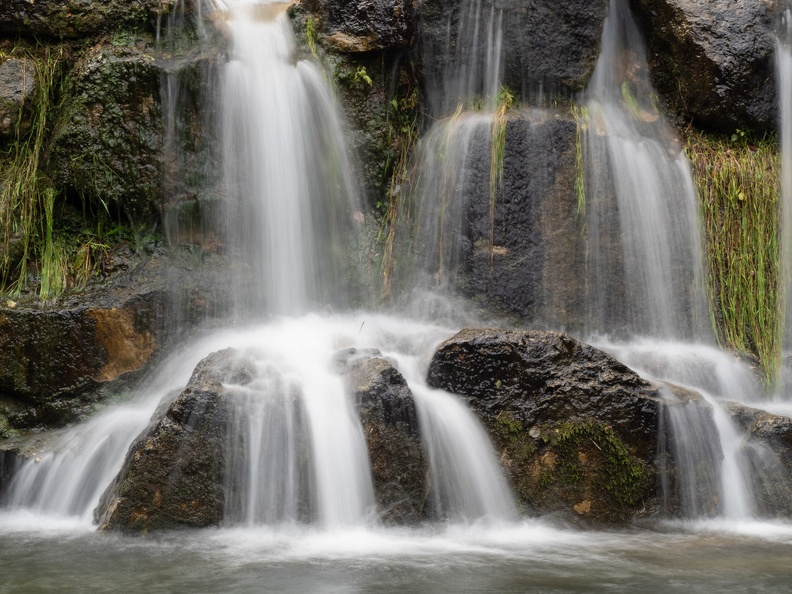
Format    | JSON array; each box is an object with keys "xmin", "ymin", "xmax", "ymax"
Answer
[
  {"xmin": 583, "ymin": 0, "xmax": 706, "ymax": 340},
  {"xmin": 220, "ymin": 0, "xmax": 360, "ymax": 315},
  {"xmin": 778, "ymin": 9, "xmax": 792, "ymax": 392}
]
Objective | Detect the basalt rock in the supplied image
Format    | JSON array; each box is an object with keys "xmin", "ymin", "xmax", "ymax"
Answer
[
  {"xmin": 95, "ymin": 348, "xmax": 254, "ymax": 532},
  {"xmin": 630, "ymin": 0, "xmax": 781, "ymax": 132},
  {"xmin": 427, "ymin": 328, "xmax": 663, "ymax": 522},
  {"xmin": 336, "ymin": 347, "xmax": 427, "ymax": 523}
]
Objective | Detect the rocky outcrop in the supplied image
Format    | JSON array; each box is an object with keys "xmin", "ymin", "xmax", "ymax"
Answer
[
  {"xmin": 419, "ymin": 0, "xmax": 608, "ymax": 110},
  {"xmin": 0, "ymin": 0, "xmax": 159, "ymax": 39},
  {"xmin": 0, "ymin": 58, "xmax": 37, "ymax": 138},
  {"xmin": 404, "ymin": 110, "xmax": 585, "ymax": 330},
  {"xmin": 303, "ymin": 0, "xmax": 415, "ymax": 52},
  {"xmin": 0, "ymin": 293, "xmax": 168, "ymax": 431},
  {"xmin": 95, "ymin": 349, "xmax": 254, "ymax": 532},
  {"xmin": 46, "ymin": 39, "xmax": 164, "ymax": 221},
  {"xmin": 631, "ymin": 0, "xmax": 780, "ymax": 132},
  {"xmin": 427, "ymin": 329, "xmax": 662, "ymax": 522},
  {"xmin": 336, "ymin": 347, "xmax": 427, "ymax": 523}
]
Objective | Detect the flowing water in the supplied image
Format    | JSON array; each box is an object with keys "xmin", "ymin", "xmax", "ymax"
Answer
[
  {"xmin": 2, "ymin": 0, "xmax": 792, "ymax": 589},
  {"xmin": 778, "ymin": 9, "xmax": 792, "ymax": 391}
]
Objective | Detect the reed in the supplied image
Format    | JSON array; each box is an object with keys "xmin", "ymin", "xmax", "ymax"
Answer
[{"xmin": 687, "ymin": 132, "xmax": 781, "ymax": 385}]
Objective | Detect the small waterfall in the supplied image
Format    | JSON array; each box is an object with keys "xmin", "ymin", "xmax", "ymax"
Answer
[
  {"xmin": 583, "ymin": 0, "xmax": 706, "ymax": 340},
  {"xmin": 220, "ymin": 0, "xmax": 360, "ymax": 315}
]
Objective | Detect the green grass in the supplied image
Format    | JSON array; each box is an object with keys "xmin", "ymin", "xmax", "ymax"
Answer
[
  {"xmin": 687, "ymin": 132, "xmax": 781, "ymax": 386},
  {"xmin": 488, "ymin": 86, "xmax": 514, "ymax": 271}
]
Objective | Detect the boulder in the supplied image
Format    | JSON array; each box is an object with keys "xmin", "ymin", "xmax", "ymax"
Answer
[
  {"xmin": 336, "ymin": 347, "xmax": 427, "ymax": 523},
  {"xmin": 0, "ymin": 293, "xmax": 167, "ymax": 431},
  {"xmin": 303, "ymin": 0, "xmax": 415, "ymax": 52},
  {"xmin": 95, "ymin": 348, "xmax": 254, "ymax": 532},
  {"xmin": 427, "ymin": 328, "xmax": 662, "ymax": 522},
  {"xmin": 630, "ymin": 0, "xmax": 781, "ymax": 132},
  {"xmin": 0, "ymin": 0, "xmax": 159, "ymax": 39},
  {"xmin": 0, "ymin": 58, "xmax": 37, "ymax": 138}
]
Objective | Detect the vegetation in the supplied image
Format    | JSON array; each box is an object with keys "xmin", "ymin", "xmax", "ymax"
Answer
[
  {"xmin": 489, "ymin": 86, "xmax": 514, "ymax": 270},
  {"xmin": 687, "ymin": 132, "xmax": 782, "ymax": 385}
]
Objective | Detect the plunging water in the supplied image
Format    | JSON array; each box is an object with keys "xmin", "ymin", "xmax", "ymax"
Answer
[{"xmin": 778, "ymin": 9, "xmax": 792, "ymax": 392}]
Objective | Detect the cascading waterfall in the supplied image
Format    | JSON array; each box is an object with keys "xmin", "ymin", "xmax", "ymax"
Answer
[
  {"xmin": 2, "ymin": 0, "xmax": 514, "ymax": 530},
  {"xmin": 583, "ymin": 0, "xmax": 761, "ymax": 521},
  {"xmin": 220, "ymin": 0, "xmax": 360, "ymax": 316},
  {"xmin": 583, "ymin": 0, "xmax": 706, "ymax": 340}
]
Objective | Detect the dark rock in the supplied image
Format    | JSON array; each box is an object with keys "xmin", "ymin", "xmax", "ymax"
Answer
[
  {"xmin": 725, "ymin": 402, "xmax": 792, "ymax": 517},
  {"xmin": 336, "ymin": 347, "xmax": 427, "ymax": 523},
  {"xmin": 303, "ymin": 0, "xmax": 415, "ymax": 52},
  {"xmin": 630, "ymin": 0, "xmax": 781, "ymax": 132},
  {"xmin": 0, "ymin": 293, "xmax": 168, "ymax": 431},
  {"xmin": 95, "ymin": 348, "xmax": 254, "ymax": 532},
  {"xmin": 46, "ymin": 39, "xmax": 164, "ymax": 222},
  {"xmin": 0, "ymin": 58, "xmax": 37, "ymax": 138},
  {"xmin": 0, "ymin": 0, "xmax": 160, "ymax": 39},
  {"xmin": 407, "ymin": 110, "xmax": 585, "ymax": 330},
  {"xmin": 427, "ymin": 328, "xmax": 662, "ymax": 522},
  {"xmin": 419, "ymin": 0, "xmax": 608, "ymax": 113}
]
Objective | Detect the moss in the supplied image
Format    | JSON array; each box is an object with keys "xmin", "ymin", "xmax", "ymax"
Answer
[{"xmin": 492, "ymin": 415, "xmax": 652, "ymax": 519}]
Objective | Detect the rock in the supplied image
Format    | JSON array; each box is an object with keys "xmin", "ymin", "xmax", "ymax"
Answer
[
  {"xmin": 46, "ymin": 38, "xmax": 163, "ymax": 222},
  {"xmin": 405, "ymin": 109, "xmax": 585, "ymax": 330},
  {"xmin": 335, "ymin": 347, "xmax": 427, "ymax": 523},
  {"xmin": 427, "ymin": 328, "xmax": 663, "ymax": 522},
  {"xmin": 0, "ymin": 0, "xmax": 159, "ymax": 39},
  {"xmin": 95, "ymin": 348, "xmax": 254, "ymax": 532},
  {"xmin": 0, "ymin": 293, "xmax": 167, "ymax": 431},
  {"xmin": 303, "ymin": 0, "xmax": 415, "ymax": 52},
  {"xmin": 0, "ymin": 58, "xmax": 37, "ymax": 138},
  {"xmin": 419, "ymin": 0, "xmax": 608, "ymax": 112},
  {"xmin": 725, "ymin": 402, "xmax": 792, "ymax": 516},
  {"xmin": 631, "ymin": 0, "xmax": 780, "ymax": 132}
]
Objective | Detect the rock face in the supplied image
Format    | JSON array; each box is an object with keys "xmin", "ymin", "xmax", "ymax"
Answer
[
  {"xmin": 336, "ymin": 347, "xmax": 427, "ymax": 523},
  {"xmin": 304, "ymin": 0, "xmax": 415, "ymax": 52},
  {"xmin": 420, "ymin": 0, "xmax": 608, "ymax": 111},
  {"xmin": 0, "ymin": 294, "xmax": 167, "ymax": 432},
  {"xmin": 406, "ymin": 110, "xmax": 585, "ymax": 330},
  {"xmin": 47, "ymin": 39, "xmax": 164, "ymax": 221},
  {"xmin": 631, "ymin": 0, "xmax": 780, "ymax": 132},
  {"xmin": 0, "ymin": 0, "xmax": 159, "ymax": 38},
  {"xmin": 0, "ymin": 58, "xmax": 37, "ymax": 138},
  {"xmin": 95, "ymin": 349, "xmax": 254, "ymax": 532},
  {"xmin": 427, "ymin": 329, "xmax": 662, "ymax": 522}
]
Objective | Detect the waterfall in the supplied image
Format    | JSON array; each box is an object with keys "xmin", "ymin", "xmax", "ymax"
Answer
[
  {"xmin": 583, "ymin": 0, "xmax": 706, "ymax": 340},
  {"xmin": 220, "ymin": 0, "xmax": 360, "ymax": 316}
]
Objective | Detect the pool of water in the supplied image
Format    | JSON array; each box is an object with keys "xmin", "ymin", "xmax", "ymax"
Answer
[{"xmin": 2, "ymin": 515, "xmax": 792, "ymax": 593}]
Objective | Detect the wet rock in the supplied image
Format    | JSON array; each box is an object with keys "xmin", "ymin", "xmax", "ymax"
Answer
[
  {"xmin": 46, "ymin": 38, "xmax": 163, "ymax": 222},
  {"xmin": 631, "ymin": 0, "xmax": 780, "ymax": 132},
  {"xmin": 0, "ymin": 58, "xmax": 37, "ymax": 138},
  {"xmin": 419, "ymin": 0, "xmax": 608, "ymax": 108},
  {"xmin": 725, "ymin": 402, "xmax": 792, "ymax": 516},
  {"xmin": 0, "ymin": 0, "xmax": 159, "ymax": 39},
  {"xmin": 95, "ymin": 349, "xmax": 254, "ymax": 532},
  {"xmin": 427, "ymin": 328, "xmax": 662, "ymax": 522},
  {"xmin": 336, "ymin": 347, "xmax": 427, "ymax": 523},
  {"xmin": 0, "ymin": 293, "xmax": 168, "ymax": 431},
  {"xmin": 303, "ymin": 0, "xmax": 415, "ymax": 52}
]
